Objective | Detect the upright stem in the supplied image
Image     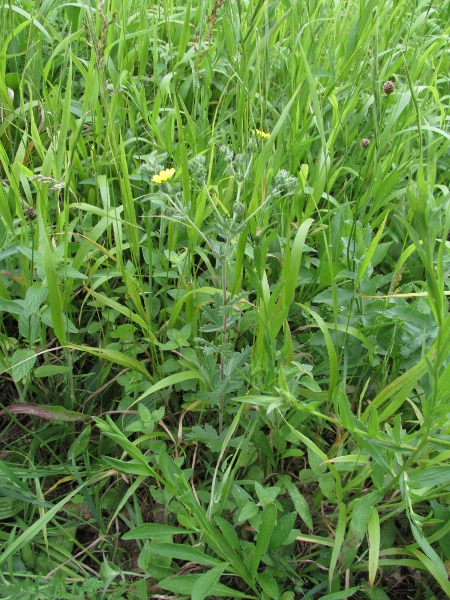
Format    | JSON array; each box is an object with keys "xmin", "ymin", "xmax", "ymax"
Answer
[{"xmin": 219, "ymin": 242, "xmax": 229, "ymax": 433}]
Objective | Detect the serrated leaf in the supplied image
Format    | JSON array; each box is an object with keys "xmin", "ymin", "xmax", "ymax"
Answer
[
  {"xmin": 186, "ymin": 423, "xmax": 223, "ymax": 452},
  {"xmin": 11, "ymin": 349, "xmax": 36, "ymax": 382},
  {"xmin": 23, "ymin": 286, "xmax": 48, "ymax": 317},
  {"xmin": 19, "ymin": 313, "xmax": 39, "ymax": 343}
]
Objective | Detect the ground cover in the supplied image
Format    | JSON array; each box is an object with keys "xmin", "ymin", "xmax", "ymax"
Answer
[{"xmin": 0, "ymin": 0, "xmax": 450, "ymax": 598}]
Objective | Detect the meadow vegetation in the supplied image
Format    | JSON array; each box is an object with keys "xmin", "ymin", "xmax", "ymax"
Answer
[{"xmin": 0, "ymin": 0, "xmax": 450, "ymax": 598}]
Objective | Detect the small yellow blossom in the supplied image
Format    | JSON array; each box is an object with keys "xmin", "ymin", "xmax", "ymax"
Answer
[
  {"xmin": 152, "ymin": 168, "xmax": 176, "ymax": 184},
  {"xmin": 251, "ymin": 128, "xmax": 270, "ymax": 140}
]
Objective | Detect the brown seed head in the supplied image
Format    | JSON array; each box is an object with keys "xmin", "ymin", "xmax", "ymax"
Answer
[
  {"xmin": 360, "ymin": 138, "xmax": 371, "ymax": 149},
  {"xmin": 383, "ymin": 80, "xmax": 396, "ymax": 95},
  {"xmin": 24, "ymin": 206, "xmax": 37, "ymax": 220}
]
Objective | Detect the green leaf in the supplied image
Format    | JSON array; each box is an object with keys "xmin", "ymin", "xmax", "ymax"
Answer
[
  {"xmin": 158, "ymin": 574, "xmax": 255, "ymax": 598},
  {"xmin": 258, "ymin": 571, "xmax": 280, "ymax": 600},
  {"xmin": 318, "ymin": 588, "xmax": 360, "ymax": 599},
  {"xmin": 134, "ymin": 370, "xmax": 204, "ymax": 402},
  {"xmin": 68, "ymin": 425, "xmax": 91, "ymax": 460},
  {"xmin": 37, "ymin": 212, "xmax": 66, "ymax": 344},
  {"xmin": 254, "ymin": 482, "xmax": 280, "ymax": 505},
  {"xmin": 329, "ymin": 503, "xmax": 347, "ymax": 586},
  {"xmin": 70, "ymin": 345, "xmax": 152, "ymax": 381},
  {"xmin": 252, "ymin": 503, "xmax": 277, "ymax": 580},
  {"xmin": 410, "ymin": 521, "xmax": 447, "ymax": 578},
  {"xmin": 11, "ymin": 349, "xmax": 36, "ymax": 382},
  {"xmin": 41, "ymin": 309, "xmax": 79, "ymax": 334},
  {"xmin": 283, "ymin": 478, "xmax": 313, "ymax": 530},
  {"xmin": 101, "ymin": 456, "xmax": 157, "ymax": 477},
  {"xmin": 283, "ymin": 218, "xmax": 314, "ymax": 309},
  {"xmin": 341, "ymin": 491, "xmax": 383, "ymax": 570},
  {"xmin": 0, "ymin": 476, "xmax": 93, "ymax": 568},
  {"xmin": 356, "ymin": 212, "xmax": 388, "ymax": 285},
  {"xmin": 214, "ymin": 517, "xmax": 242, "ymax": 555},
  {"xmin": 268, "ymin": 512, "xmax": 296, "ymax": 550},
  {"xmin": 123, "ymin": 524, "xmax": 194, "ymax": 540},
  {"xmin": 191, "ymin": 565, "xmax": 226, "ymax": 600},
  {"xmin": 0, "ymin": 298, "xmax": 25, "ymax": 315},
  {"xmin": 34, "ymin": 365, "xmax": 69, "ymax": 377},
  {"xmin": 159, "ymin": 72, "xmax": 174, "ymax": 100},
  {"xmin": 298, "ymin": 303, "xmax": 338, "ymax": 398},
  {"xmin": 149, "ymin": 543, "xmax": 222, "ymax": 566},
  {"xmin": 368, "ymin": 508, "xmax": 380, "ymax": 586},
  {"xmin": 55, "ymin": 265, "xmax": 87, "ymax": 279},
  {"xmin": 410, "ymin": 549, "xmax": 450, "ymax": 596},
  {"xmin": 23, "ymin": 286, "xmax": 48, "ymax": 317},
  {"xmin": 364, "ymin": 586, "xmax": 391, "ymax": 600},
  {"xmin": 238, "ymin": 501, "xmax": 259, "ymax": 524},
  {"xmin": 409, "ymin": 466, "xmax": 450, "ymax": 489}
]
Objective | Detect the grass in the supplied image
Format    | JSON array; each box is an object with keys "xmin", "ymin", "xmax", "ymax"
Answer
[{"xmin": 0, "ymin": 0, "xmax": 449, "ymax": 598}]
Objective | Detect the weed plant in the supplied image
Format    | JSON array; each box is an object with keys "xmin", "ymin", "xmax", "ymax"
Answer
[{"xmin": 0, "ymin": 0, "xmax": 450, "ymax": 598}]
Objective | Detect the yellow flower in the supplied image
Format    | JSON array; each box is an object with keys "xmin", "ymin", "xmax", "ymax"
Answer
[
  {"xmin": 251, "ymin": 128, "xmax": 270, "ymax": 140},
  {"xmin": 152, "ymin": 168, "xmax": 176, "ymax": 184}
]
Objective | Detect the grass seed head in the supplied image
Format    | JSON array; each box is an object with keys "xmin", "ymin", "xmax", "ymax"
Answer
[
  {"xmin": 24, "ymin": 206, "xmax": 37, "ymax": 220},
  {"xmin": 383, "ymin": 80, "xmax": 396, "ymax": 95}
]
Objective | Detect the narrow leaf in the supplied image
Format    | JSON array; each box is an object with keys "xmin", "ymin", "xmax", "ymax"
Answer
[
  {"xmin": 0, "ymin": 403, "xmax": 91, "ymax": 422},
  {"xmin": 123, "ymin": 524, "xmax": 194, "ymax": 540},
  {"xmin": 368, "ymin": 508, "xmax": 380, "ymax": 586},
  {"xmin": 252, "ymin": 503, "xmax": 277, "ymax": 580},
  {"xmin": 192, "ymin": 565, "xmax": 226, "ymax": 600},
  {"xmin": 149, "ymin": 543, "xmax": 222, "ymax": 566}
]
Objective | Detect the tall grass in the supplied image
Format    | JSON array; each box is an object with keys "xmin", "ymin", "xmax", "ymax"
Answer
[{"xmin": 0, "ymin": 0, "xmax": 449, "ymax": 597}]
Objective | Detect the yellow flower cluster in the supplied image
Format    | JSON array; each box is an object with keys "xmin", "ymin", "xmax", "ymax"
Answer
[
  {"xmin": 251, "ymin": 128, "xmax": 270, "ymax": 140},
  {"xmin": 152, "ymin": 168, "xmax": 176, "ymax": 184}
]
